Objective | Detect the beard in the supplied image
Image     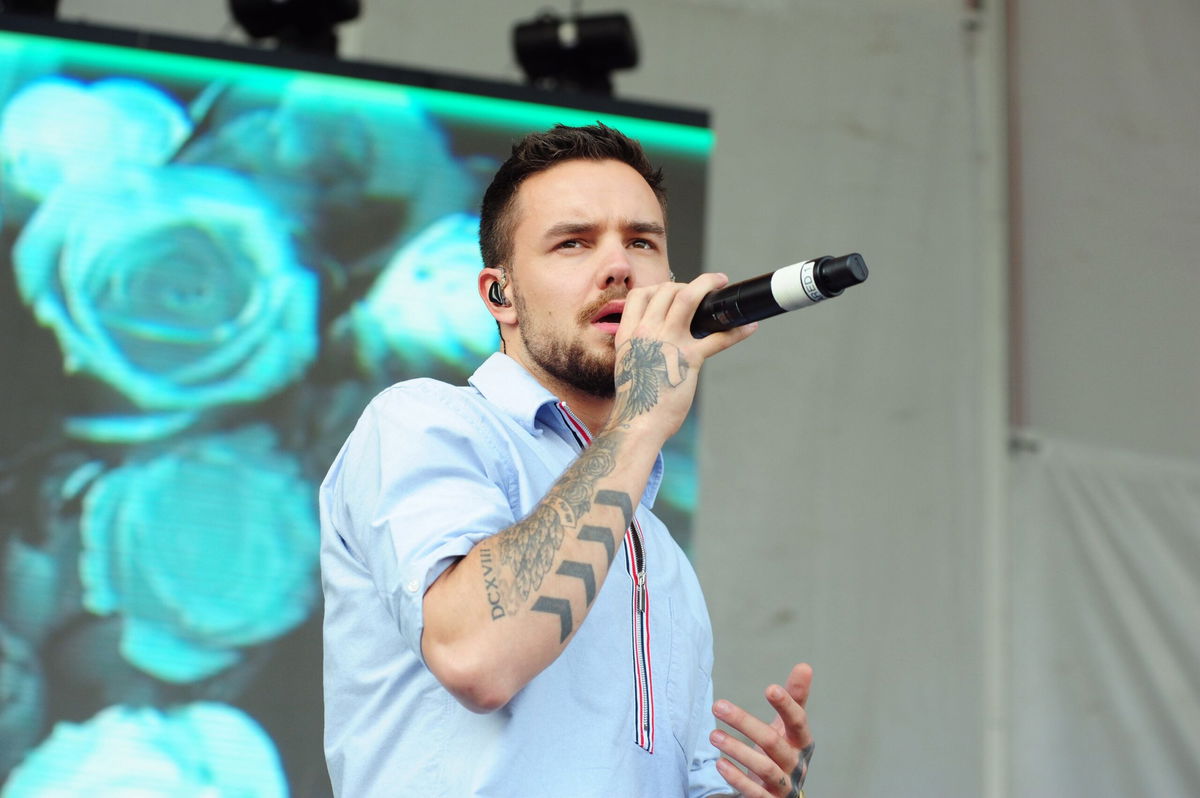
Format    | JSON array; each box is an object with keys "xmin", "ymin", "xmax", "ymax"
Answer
[{"xmin": 513, "ymin": 287, "xmax": 618, "ymax": 399}]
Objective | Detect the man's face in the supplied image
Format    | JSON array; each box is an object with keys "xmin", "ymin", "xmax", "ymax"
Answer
[{"xmin": 504, "ymin": 158, "xmax": 670, "ymax": 399}]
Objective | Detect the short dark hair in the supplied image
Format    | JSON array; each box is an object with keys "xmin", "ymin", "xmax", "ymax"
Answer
[{"xmin": 478, "ymin": 123, "xmax": 667, "ymax": 270}]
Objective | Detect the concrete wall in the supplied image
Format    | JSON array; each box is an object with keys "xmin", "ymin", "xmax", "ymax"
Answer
[{"xmin": 1012, "ymin": 0, "xmax": 1200, "ymax": 460}]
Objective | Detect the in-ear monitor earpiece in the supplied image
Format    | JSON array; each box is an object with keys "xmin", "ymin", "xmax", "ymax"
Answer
[{"xmin": 488, "ymin": 278, "xmax": 510, "ymax": 307}]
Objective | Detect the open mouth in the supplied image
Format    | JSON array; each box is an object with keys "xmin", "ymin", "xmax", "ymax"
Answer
[
  {"xmin": 589, "ymin": 301, "xmax": 625, "ymax": 334},
  {"xmin": 589, "ymin": 299, "xmax": 626, "ymax": 327}
]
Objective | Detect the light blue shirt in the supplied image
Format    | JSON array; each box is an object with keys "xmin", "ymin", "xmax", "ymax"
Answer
[{"xmin": 320, "ymin": 353, "xmax": 730, "ymax": 797}]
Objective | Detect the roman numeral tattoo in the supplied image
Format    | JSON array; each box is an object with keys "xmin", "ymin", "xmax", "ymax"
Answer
[
  {"xmin": 480, "ymin": 546, "xmax": 505, "ymax": 620},
  {"xmin": 481, "ymin": 433, "xmax": 633, "ymax": 644}
]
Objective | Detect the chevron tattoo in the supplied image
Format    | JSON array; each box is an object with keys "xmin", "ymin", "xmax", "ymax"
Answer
[
  {"xmin": 531, "ymin": 596, "xmax": 573, "ymax": 643},
  {"xmin": 556, "ymin": 560, "xmax": 597, "ymax": 605}
]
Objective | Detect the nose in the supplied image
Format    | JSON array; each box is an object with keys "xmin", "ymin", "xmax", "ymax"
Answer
[{"xmin": 596, "ymin": 240, "xmax": 633, "ymax": 290}]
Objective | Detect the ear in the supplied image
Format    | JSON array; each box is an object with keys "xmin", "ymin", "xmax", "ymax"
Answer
[{"xmin": 478, "ymin": 268, "xmax": 517, "ymax": 324}]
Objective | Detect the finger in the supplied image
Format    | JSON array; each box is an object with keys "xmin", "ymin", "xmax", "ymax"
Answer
[
  {"xmin": 714, "ymin": 698, "xmax": 795, "ymax": 776},
  {"xmin": 710, "ymin": 728, "xmax": 780, "ymax": 789},
  {"xmin": 691, "ymin": 318, "xmax": 759, "ymax": 359},
  {"xmin": 780, "ymin": 666, "xmax": 816, "ymax": 789},
  {"xmin": 616, "ymin": 284, "xmax": 655, "ymax": 344},
  {"xmin": 714, "ymin": 758, "xmax": 774, "ymax": 798},
  {"xmin": 785, "ymin": 663, "xmax": 814, "ymax": 708},
  {"xmin": 766, "ymin": 684, "xmax": 811, "ymax": 749},
  {"xmin": 714, "ymin": 698, "xmax": 775, "ymax": 745},
  {"xmin": 637, "ymin": 280, "xmax": 686, "ymax": 329},
  {"xmin": 662, "ymin": 271, "xmax": 730, "ymax": 329}
]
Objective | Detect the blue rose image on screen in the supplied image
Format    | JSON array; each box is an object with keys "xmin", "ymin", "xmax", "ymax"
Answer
[
  {"xmin": 180, "ymin": 76, "xmax": 475, "ymax": 232},
  {"xmin": 0, "ymin": 76, "xmax": 192, "ymax": 206},
  {"xmin": 1, "ymin": 703, "xmax": 287, "ymax": 797},
  {"xmin": 345, "ymin": 211, "xmax": 500, "ymax": 374},
  {"xmin": 12, "ymin": 164, "xmax": 318, "ymax": 441},
  {"xmin": 77, "ymin": 426, "xmax": 319, "ymax": 683}
]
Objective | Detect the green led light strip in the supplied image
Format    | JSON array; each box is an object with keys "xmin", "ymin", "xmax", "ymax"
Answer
[{"xmin": 0, "ymin": 29, "xmax": 714, "ymax": 156}]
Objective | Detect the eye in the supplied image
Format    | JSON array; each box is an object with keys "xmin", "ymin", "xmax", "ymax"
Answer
[
  {"xmin": 629, "ymin": 238, "xmax": 656, "ymax": 250},
  {"xmin": 555, "ymin": 239, "xmax": 584, "ymax": 250}
]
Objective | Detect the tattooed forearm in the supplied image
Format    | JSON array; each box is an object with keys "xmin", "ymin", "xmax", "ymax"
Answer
[
  {"xmin": 611, "ymin": 337, "xmax": 690, "ymax": 425},
  {"xmin": 483, "ymin": 433, "xmax": 630, "ymax": 628}
]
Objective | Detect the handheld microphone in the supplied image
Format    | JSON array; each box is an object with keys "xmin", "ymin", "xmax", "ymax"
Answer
[{"xmin": 690, "ymin": 253, "xmax": 868, "ymax": 338}]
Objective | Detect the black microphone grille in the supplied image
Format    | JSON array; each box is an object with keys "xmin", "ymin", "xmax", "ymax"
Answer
[{"xmin": 816, "ymin": 253, "xmax": 869, "ymax": 295}]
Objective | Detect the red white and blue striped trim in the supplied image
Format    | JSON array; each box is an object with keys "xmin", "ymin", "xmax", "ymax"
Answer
[
  {"xmin": 625, "ymin": 517, "xmax": 654, "ymax": 752},
  {"xmin": 555, "ymin": 401, "xmax": 591, "ymax": 448},
  {"xmin": 553, "ymin": 401, "xmax": 655, "ymax": 753}
]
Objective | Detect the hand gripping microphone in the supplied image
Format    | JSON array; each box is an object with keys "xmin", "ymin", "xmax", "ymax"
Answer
[{"xmin": 690, "ymin": 253, "xmax": 869, "ymax": 338}]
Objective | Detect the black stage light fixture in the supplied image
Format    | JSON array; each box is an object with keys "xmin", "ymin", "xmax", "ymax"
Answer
[
  {"xmin": 229, "ymin": 0, "xmax": 361, "ymax": 55},
  {"xmin": 513, "ymin": 11, "xmax": 638, "ymax": 96},
  {"xmin": 0, "ymin": 0, "xmax": 59, "ymax": 16}
]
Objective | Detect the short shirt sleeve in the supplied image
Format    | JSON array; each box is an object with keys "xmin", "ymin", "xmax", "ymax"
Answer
[{"xmin": 329, "ymin": 380, "xmax": 516, "ymax": 661}]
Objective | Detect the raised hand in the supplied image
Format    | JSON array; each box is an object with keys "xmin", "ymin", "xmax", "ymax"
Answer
[
  {"xmin": 710, "ymin": 663, "xmax": 815, "ymax": 798},
  {"xmin": 605, "ymin": 273, "xmax": 756, "ymax": 440}
]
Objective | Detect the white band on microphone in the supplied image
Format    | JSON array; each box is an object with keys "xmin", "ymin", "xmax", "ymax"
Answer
[{"xmin": 770, "ymin": 260, "xmax": 826, "ymax": 311}]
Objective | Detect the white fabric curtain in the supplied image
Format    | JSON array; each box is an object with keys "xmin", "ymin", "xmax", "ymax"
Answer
[{"xmin": 1009, "ymin": 433, "xmax": 1200, "ymax": 796}]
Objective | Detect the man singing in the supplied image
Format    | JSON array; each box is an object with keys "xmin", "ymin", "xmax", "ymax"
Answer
[{"xmin": 320, "ymin": 123, "xmax": 815, "ymax": 797}]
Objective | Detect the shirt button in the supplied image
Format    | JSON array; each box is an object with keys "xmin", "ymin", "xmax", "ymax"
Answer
[{"xmin": 406, "ymin": 579, "xmax": 420, "ymax": 593}]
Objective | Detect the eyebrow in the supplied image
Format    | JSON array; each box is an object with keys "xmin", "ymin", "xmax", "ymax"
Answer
[{"xmin": 542, "ymin": 219, "xmax": 667, "ymax": 239}]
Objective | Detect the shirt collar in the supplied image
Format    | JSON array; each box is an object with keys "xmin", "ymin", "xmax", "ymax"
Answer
[
  {"xmin": 469, "ymin": 353, "xmax": 557, "ymax": 434},
  {"xmin": 468, "ymin": 353, "xmax": 664, "ymax": 508}
]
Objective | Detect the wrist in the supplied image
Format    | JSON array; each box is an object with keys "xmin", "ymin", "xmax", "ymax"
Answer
[{"xmin": 597, "ymin": 412, "xmax": 673, "ymax": 450}]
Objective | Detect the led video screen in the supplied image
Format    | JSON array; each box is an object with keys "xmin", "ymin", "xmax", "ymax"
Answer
[{"xmin": 0, "ymin": 16, "xmax": 711, "ymax": 795}]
